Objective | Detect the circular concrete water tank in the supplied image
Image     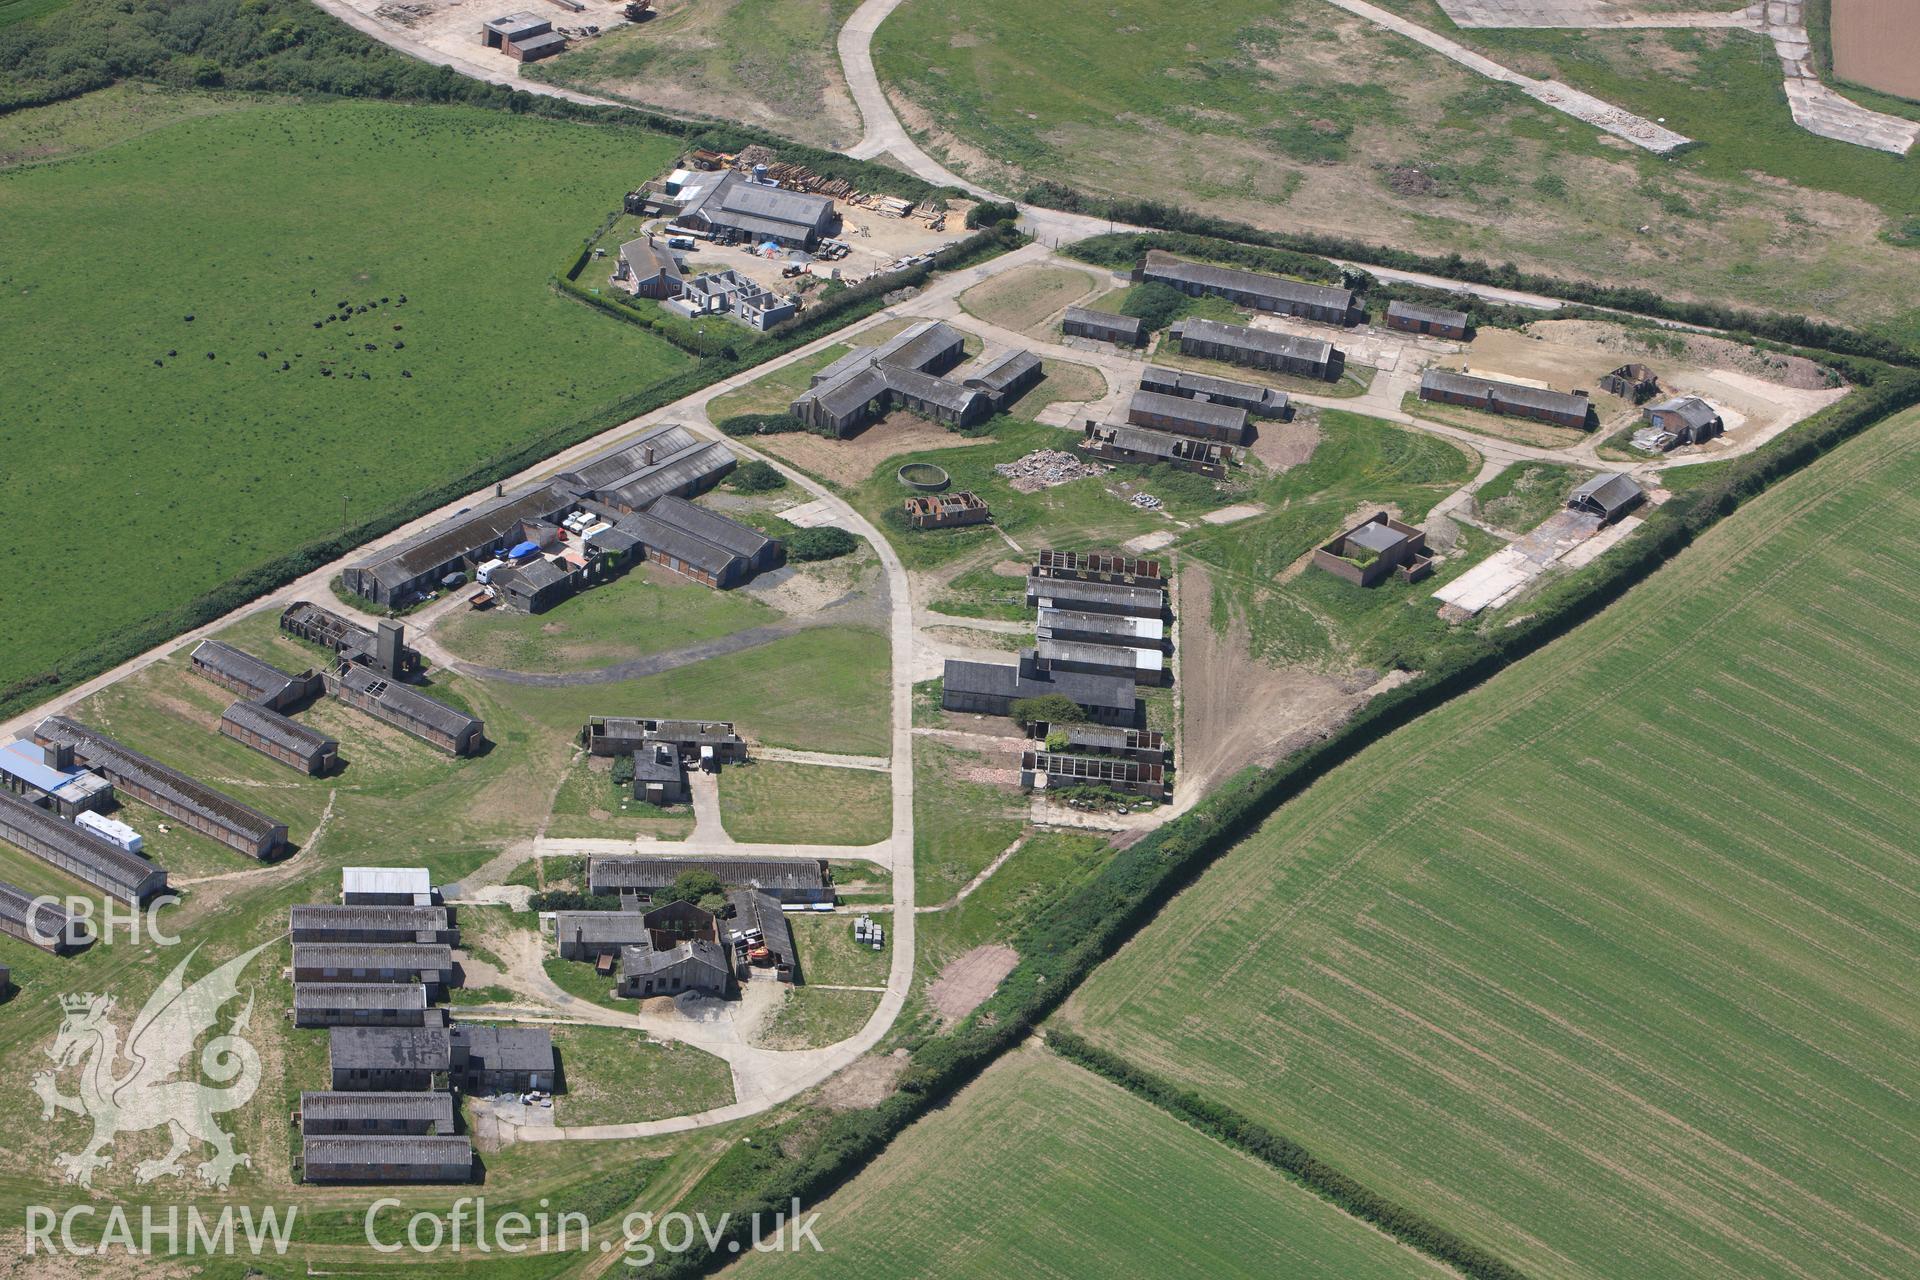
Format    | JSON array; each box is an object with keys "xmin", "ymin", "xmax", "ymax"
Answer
[{"xmin": 897, "ymin": 462, "xmax": 950, "ymax": 492}]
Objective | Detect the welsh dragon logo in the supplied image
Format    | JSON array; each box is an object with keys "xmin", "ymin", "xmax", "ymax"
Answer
[{"xmin": 32, "ymin": 942, "xmax": 272, "ymax": 1188}]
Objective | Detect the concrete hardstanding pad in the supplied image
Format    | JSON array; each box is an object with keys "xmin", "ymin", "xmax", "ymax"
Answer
[
  {"xmin": 1321, "ymin": 0, "xmax": 1692, "ymax": 152},
  {"xmin": 1434, "ymin": 509, "xmax": 1607, "ymax": 614},
  {"xmin": 778, "ymin": 498, "xmax": 849, "ymax": 529},
  {"xmin": 1434, "ymin": 0, "xmax": 1918, "ymax": 154}
]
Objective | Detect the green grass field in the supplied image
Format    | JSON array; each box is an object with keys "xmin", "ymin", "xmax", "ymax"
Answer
[
  {"xmin": 912, "ymin": 739, "xmax": 1027, "ymax": 904},
  {"xmin": 731, "ymin": 1044, "xmax": 1443, "ymax": 1278},
  {"xmin": 552, "ymin": 1026, "xmax": 735, "ymax": 1125},
  {"xmin": 0, "ymin": 0, "xmax": 66, "ymax": 27},
  {"xmin": 959, "ymin": 264, "xmax": 1100, "ymax": 332},
  {"xmin": 434, "ymin": 569, "xmax": 779, "ymax": 674},
  {"xmin": 1062, "ymin": 406, "xmax": 1920, "ymax": 1280},
  {"xmin": 707, "ymin": 342, "xmax": 854, "ymax": 420},
  {"xmin": 716, "ymin": 760, "xmax": 892, "ymax": 845},
  {"xmin": 788, "ymin": 913, "xmax": 891, "ymax": 986},
  {"xmin": 848, "ymin": 421, "xmax": 1202, "ymax": 570},
  {"xmin": 0, "ymin": 96, "xmax": 691, "ymax": 698},
  {"xmin": 487, "ymin": 625, "xmax": 893, "ymax": 757},
  {"xmin": 886, "ymin": 830, "xmax": 1114, "ymax": 1046},
  {"xmin": 759, "ymin": 985, "xmax": 882, "ymax": 1049},
  {"xmin": 546, "ymin": 755, "xmax": 695, "ymax": 841},
  {"xmin": 874, "ymin": 0, "xmax": 1920, "ymax": 337}
]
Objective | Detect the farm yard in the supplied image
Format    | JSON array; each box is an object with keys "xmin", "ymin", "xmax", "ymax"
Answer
[
  {"xmin": 1060, "ymin": 405, "xmax": 1920, "ymax": 1280},
  {"xmin": 0, "ymin": 96, "xmax": 691, "ymax": 703},
  {"xmin": 873, "ymin": 0, "xmax": 1920, "ymax": 339},
  {"xmin": 727, "ymin": 1044, "xmax": 1447, "ymax": 1278}
]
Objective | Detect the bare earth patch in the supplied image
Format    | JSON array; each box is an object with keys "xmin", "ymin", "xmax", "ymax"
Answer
[
  {"xmin": 1179, "ymin": 561, "xmax": 1394, "ymax": 792},
  {"xmin": 817, "ymin": 1050, "xmax": 911, "ymax": 1110},
  {"xmin": 926, "ymin": 944, "xmax": 1020, "ymax": 1022},
  {"xmin": 1250, "ymin": 417, "xmax": 1322, "ymax": 471}
]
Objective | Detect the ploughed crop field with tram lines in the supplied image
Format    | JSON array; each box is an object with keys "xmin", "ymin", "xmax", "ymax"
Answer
[
  {"xmin": 1059, "ymin": 405, "xmax": 1920, "ymax": 1280},
  {"xmin": 728, "ymin": 1044, "xmax": 1445, "ymax": 1279}
]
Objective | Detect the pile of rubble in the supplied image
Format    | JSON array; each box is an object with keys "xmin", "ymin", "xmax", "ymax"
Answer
[
  {"xmin": 1130, "ymin": 493, "xmax": 1164, "ymax": 511},
  {"xmin": 994, "ymin": 450, "xmax": 1110, "ymax": 493}
]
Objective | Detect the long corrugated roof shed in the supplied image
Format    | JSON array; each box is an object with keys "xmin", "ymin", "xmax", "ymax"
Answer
[
  {"xmin": 295, "ymin": 983, "xmax": 430, "ymax": 1012},
  {"xmin": 349, "ymin": 484, "xmax": 571, "ymax": 594},
  {"xmin": 1036, "ymin": 607, "xmax": 1165, "ymax": 644},
  {"xmin": 621, "ymin": 510, "xmax": 741, "ymax": 579},
  {"xmin": 1420, "ymin": 369, "xmax": 1590, "ymax": 420},
  {"xmin": 1386, "ymin": 299, "xmax": 1469, "ymax": 329},
  {"xmin": 554, "ymin": 911, "xmax": 652, "ymax": 946},
  {"xmin": 297, "ymin": 943, "xmax": 453, "ymax": 974},
  {"xmin": 0, "ymin": 878, "xmax": 85, "ymax": 948},
  {"xmin": 0, "ymin": 790, "xmax": 168, "ymax": 902},
  {"xmin": 883, "ymin": 365, "xmax": 987, "ymax": 415},
  {"xmin": 941, "ymin": 658, "xmax": 1138, "ymax": 713},
  {"xmin": 293, "ymin": 904, "xmax": 449, "ymax": 933},
  {"xmin": 1128, "ymin": 389, "xmax": 1248, "ymax": 433},
  {"xmin": 328, "ymin": 1025, "xmax": 452, "ymax": 1070},
  {"xmin": 32, "ymin": 716, "xmax": 281, "ymax": 855},
  {"xmin": 301, "ymin": 1134, "xmax": 471, "ymax": 1172},
  {"xmin": 333, "ymin": 666, "xmax": 479, "ymax": 742},
  {"xmin": 221, "ymin": 701, "xmax": 335, "ymax": 756},
  {"xmin": 300, "ymin": 1091, "xmax": 454, "ymax": 1134},
  {"xmin": 645, "ymin": 495, "xmax": 774, "ymax": 561},
  {"xmin": 966, "ymin": 348, "xmax": 1043, "ymax": 395},
  {"xmin": 191, "ymin": 641, "xmax": 300, "ymax": 700},
  {"xmin": 876, "ymin": 320, "xmax": 963, "ymax": 372},
  {"xmin": 559, "ymin": 424, "xmax": 702, "ymax": 492},
  {"xmin": 1142, "ymin": 251, "xmax": 1353, "ymax": 314},
  {"xmin": 1025, "ymin": 576, "xmax": 1166, "ymax": 614},
  {"xmin": 1138, "ymin": 365, "xmax": 1286, "ymax": 414},
  {"xmin": 1064, "ymin": 306, "xmax": 1145, "ymax": 338},
  {"xmin": 1034, "ymin": 637, "xmax": 1164, "ymax": 676},
  {"xmin": 798, "ymin": 364, "xmax": 892, "ymax": 421},
  {"xmin": 452, "ymin": 1024, "xmax": 555, "ymax": 1074},
  {"xmin": 599, "ymin": 441, "xmax": 736, "ymax": 511},
  {"xmin": 1171, "ymin": 317, "xmax": 1334, "ymax": 364}
]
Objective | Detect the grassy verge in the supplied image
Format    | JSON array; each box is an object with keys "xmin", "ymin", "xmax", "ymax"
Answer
[
  {"xmin": 912, "ymin": 739, "xmax": 1027, "ymax": 905},
  {"xmin": 717, "ymin": 760, "xmax": 892, "ymax": 845},
  {"xmin": 554, "ymin": 1025, "xmax": 735, "ymax": 1125}
]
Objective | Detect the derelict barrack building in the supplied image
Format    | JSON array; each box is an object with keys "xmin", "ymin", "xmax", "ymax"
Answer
[
  {"xmin": 0, "ymin": 789, "xmax": 169, "ymax": 904},
  {"xmin": 1135, "ymin": 251, "xmax": 1355, "ymax": 325},
  {"xmin": 31, "ymin": 716, "xmax": 286, "ymax": 859},
  {"xmin": 1167, "ymin": 317, "xmax": 1336, "ymax": 380},
  {"xmin": 328, "ymin": 665, "xmax": 483, "ymax": 757}
]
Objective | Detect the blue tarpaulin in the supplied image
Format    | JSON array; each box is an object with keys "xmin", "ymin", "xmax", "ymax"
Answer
[{"xmin": 509, "ymin": 540, "xmax": 540, "ymax": 559}]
